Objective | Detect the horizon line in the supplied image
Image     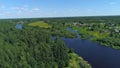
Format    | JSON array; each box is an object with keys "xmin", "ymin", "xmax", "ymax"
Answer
[{"xmin": 0, "ymin": 15, "xmax": 120, "ymax": 19}]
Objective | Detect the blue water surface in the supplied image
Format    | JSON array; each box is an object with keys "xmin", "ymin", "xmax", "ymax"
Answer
[
  {"xmin": 62, "ymin": 27, "xmax": 120, "ymax": 68},
  {"xmin": 16, "ymin": 24, "xmax": 23, "ymax": 29}
]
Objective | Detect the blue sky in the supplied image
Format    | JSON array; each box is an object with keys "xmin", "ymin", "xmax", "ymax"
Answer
[{"xmin": 0, "ymin": 0, "xmax": 120, "ymax": 18}]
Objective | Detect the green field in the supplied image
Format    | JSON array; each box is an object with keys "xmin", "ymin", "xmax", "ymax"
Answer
[
  {"xmin": 67, "ymin": 53, "xmax": 92, "ymax": 68},
  {"xmin": 28, "ymin": 21, "xmax": 52, "ymax": 28}
]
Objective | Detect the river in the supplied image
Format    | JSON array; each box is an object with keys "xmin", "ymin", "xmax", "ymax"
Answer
[{"xmin": 62, "ymin": 27, "xmax": 120, "ymax": 68}]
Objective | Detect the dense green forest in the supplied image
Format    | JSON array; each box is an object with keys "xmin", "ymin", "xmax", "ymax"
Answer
[{"xmin": 0, "ymin": 19, "xmax": 91, "ymax": 68}]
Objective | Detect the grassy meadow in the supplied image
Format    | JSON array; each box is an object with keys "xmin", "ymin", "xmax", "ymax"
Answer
[
  {"xmin": 67, "ymin": 53, "xmax": 92, "ymax": 68},
  {"xmin": 28, "ymin": 21, "xmax": 52, "ymax": 28}
]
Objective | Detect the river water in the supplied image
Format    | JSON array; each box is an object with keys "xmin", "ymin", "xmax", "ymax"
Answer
[
  {"xmin": 62, "ymin": 27, "xmax": 120, "ymax": 68},
  {"xmin": 16, "ymin": 23, "xmax": 23, "ymax": 29}
]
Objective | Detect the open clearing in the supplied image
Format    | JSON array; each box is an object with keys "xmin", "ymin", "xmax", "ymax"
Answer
[{"xmin": 28, "ymin": 21, "xmax": 52, "ymax": 28}]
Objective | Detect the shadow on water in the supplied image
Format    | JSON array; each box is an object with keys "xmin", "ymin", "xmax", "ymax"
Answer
[{"xmin": 59, "ymin": 27, "xmax": 120, "ymax": 68}]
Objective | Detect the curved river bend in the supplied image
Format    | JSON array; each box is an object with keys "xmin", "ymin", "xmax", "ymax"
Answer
[{"xmin": 62, "ymin": 27, "xmax": 120, "ymax": 68}]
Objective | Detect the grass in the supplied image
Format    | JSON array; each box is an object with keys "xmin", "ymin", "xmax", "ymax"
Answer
[
  {"xmin": 28, "ymin": 21, "xmax": 52, "ymax": 28},
  {"xmin": 73, "ymin": 26, "xmax": 109, "ymax": 40},
  {"xmin": 67, "ymin": 53, "xmax": 92, "ymax": 68}
]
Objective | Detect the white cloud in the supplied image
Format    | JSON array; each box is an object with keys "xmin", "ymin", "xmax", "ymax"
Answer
[
  {"xmin": 11, "ymin": 6, "xmax": 28, "ymax": 11},
  {"xmin": 11, "ymin": 6, "xmax": 41, "ymax": 13},
  {"xmin": 32, "ymin": 8, "xmax": 40, "ymax": 11}
]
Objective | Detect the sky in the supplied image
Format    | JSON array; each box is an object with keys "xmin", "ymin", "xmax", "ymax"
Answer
[{"xmin": 0, "ymin": 0, "xmax": 120, "ymax": 18}]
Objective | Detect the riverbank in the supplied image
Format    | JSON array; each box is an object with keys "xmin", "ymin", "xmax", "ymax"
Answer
[
  {"xmin": 67, "ymin": 53, "xmax": 92, "ymax": 68},
  {"xmin": 72, "ymin": 26, "xmax": 120, "ymax": 50},
  {"xmin": 52, "ymin": 36, "xmax": 92, "ymax": 68},
  {"xmin": 62, "ymin": 34, "xmax": 120, "ymax": 68}
]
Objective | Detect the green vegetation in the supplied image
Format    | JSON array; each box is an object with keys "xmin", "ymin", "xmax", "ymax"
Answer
[
  {"xmin": 72, "ymin": 23, "xmax": 120, "ymax": 49},
  {"xmin": 1, "ymin": 15, "xmax": 120, "ymax": 68},
  {"xmin": 28, "ymin": 21, "xmax": 52, "ymax": 28},
  {"xmin": 73, "ymin": 26, "xmax": 109, "ymax": 40},
  {"xmin": 50, "ymin": 22, "xmax": 77, "ymax": 38},
  {"xmin": 0, "ymin": 19, "xmax": 91, "ymax": 68},
  {"xmin": 0, "ymin": 16, "xmax": 120, "ymax": 68},
  {"xmin": 69, "ymin": 16, "xmax": 120, "ymax": 49},
  {"xmin": 68, "ymin": 53, "xmax": 92, "ymax": 68}
]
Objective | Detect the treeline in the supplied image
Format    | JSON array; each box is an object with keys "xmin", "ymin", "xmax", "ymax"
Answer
[{"xmin": 1, "ymin": 16, "xmax": 120, "ymax": 24}]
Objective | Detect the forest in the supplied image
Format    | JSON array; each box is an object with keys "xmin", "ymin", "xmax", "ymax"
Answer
[{"xmin": 0, "ymin": 19, "xmax": 91, "ymax": 68}]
